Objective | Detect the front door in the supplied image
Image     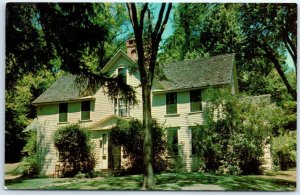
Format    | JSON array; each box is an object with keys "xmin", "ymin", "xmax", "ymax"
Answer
[
  {"xmin": 108, "ymin": 143, "xmax": 121, "ymax": 170},
  {"xmin": 99, "ymin": 133, "xmax": 108, "ymax": 169}
]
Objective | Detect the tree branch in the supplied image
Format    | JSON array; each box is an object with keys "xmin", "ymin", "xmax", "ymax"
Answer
[
  {"xmin": 258, "ymin": 40, "xmax": 297, "ymax": 101},
  {"xmin": 283, "ymin": 38, "xmax": 297, "ymax": 73},
  {"xmin": 157, "ymin": 3, "xmax": 172, "ymax": 43},
  {"xmin": 126, "ymin": 3, "xmax": 146, "ymax": 83},
  {"xmin": 140, "ymin": 3, "xmax": 149, "ymax": 32},
  {"xmin": 286, "ymin": 36, "xmax": 297, "ymax": 71},
  {"xmin": 154, "ymin": 3, "xmax": 166, "ymax": 35},
  {"xmin": 149, "ymin": 3, "xmax": 172, "ymax": 86}
]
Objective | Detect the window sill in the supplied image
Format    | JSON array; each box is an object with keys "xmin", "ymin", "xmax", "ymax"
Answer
[
  {"xmin": 79, "ymin": 119, "xmax": 92, "ymax": 123},
  {"xmin": 164, "ymin": 114, "xmax": 180, "ymax": 117},
  {"xmin": 188, "ymin": 111, "xmax": 203, "ymax": 115},
  {"xmin": 58, "ymin": 122, "xmax": 69, "ymax": 125}
]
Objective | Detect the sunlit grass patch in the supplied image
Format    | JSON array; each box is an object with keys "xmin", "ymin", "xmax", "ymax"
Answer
[{"xmin": 5, "ymin": 172, "xmax": 296, "ymax": 191}]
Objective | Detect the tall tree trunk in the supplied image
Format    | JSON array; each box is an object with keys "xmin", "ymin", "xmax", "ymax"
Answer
[
  {"xmin": 126, "ymin": 3, "xmax": 172, "ymax": 189},
  {"xmin": 257, "ymin": 40, "xmax": 297, "ymax": 101},
  {"xmin": 142, "ymin": 84, "xmax": 154, "ymax": 189}
]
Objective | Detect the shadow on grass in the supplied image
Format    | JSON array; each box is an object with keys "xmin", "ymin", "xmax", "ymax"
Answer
[
  {"xmin": 155, "ymin": 172, "xmax": 296, "ymax": 191},
  {"xmin": 41, "ymin": 175, "xmax": 144, "ymax": 190}
]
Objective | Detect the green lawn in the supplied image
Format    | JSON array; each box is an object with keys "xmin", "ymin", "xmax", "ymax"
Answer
[{"xmin": 5, "ymin": 172, "xmax": 296, "ymax": 191}]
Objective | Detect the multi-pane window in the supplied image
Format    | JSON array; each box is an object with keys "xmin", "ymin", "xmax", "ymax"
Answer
[
  {"xmin": 166, "ymin": 93, "xmax": 177, "ymax": 114},
  {"xmin": 81, "ymin": 101, "xmax": 91, "ymax": 120},
  {"xmin": 167, "ymin": 128, "xmax": 178, "ymax": 156},
  {"xmin": 59, "ymin": 103, "xmax": 68, "ymax": 122},
  {"xmin": 190, "ymin": 90, "xmax": 202, "ymax": 112},
  {"xmin": 118, "ymin": 67, "xmax": 127, "ymax": 83},
  {"xmin": 114, "ymin": 98, "xmax": 128, "ymax": 117}
]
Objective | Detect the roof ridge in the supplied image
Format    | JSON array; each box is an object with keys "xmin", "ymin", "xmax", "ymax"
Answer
[{"xmin": 161, "ymin": 53, "xmax": 235, "ymax": 66}]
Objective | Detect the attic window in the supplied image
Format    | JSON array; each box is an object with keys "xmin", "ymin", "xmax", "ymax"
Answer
[
  {"xmin": 118, "ymin": 67, "xmax": 127, "ymax": 83},
  {"xmin": 81, "ymin": 101, "xmax": 91, "ymax": 120},
  {"xmin": 59, "ymin": 103, "xmax": 68, "ymax": 122}
]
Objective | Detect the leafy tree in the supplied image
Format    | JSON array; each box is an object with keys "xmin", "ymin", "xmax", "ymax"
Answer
[
  {"xmin": 53, "ymin": 124, "xmax": 95, "ymax": 177},
  {"xmin": 159, "ymin": 3, "xmax": 296, "ymax": 101},
  {"xmin": 239, "ymin": 3, "xmax": 297, "ymax": 100},
  {"xmin": 6, "ymin": 3, "xmax": 55, "ymax": 90},
  {"xmin": 110, "ymin": 119, "xmax": 167, "ymax": 174},
  {"xmin": 5, "ymin": 3, "xmax": 135, "ymax": 162},
  {"xmin": 126, "ymin": 3, "xmax": 172, "ymax": 189},
  {"xmin": 5, "ymin": 70, "xmax": 59, "ymax": 162}
]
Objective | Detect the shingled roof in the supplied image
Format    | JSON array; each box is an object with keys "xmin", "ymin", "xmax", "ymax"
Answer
[
  {"xmin": 157, "ymin": 53, "xmax": 235, "ymax": 91},
  {"xmin": 32, "ymin": 75, "xmax": 93, "ymax": 105},
  {"xmin": 33, "ymin": 53, "xmax": 235, "ymax": 104}
]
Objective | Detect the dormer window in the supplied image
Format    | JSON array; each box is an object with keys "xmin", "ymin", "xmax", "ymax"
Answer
[
  {"xmin": 118, "ymin": 67, "xmax": 127, "ymax": 83},
  {"xmin": 59, "ymin": 103, "xmax": 68, "ymax": 122}
]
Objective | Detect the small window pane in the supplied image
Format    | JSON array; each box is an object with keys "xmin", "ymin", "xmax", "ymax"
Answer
[{"xmin": 59, "ymin": 103, "xmax": 68, "ymax": 122}]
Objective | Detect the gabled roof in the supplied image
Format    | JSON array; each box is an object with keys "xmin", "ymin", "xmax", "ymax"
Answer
[
  {"xmin": 32, "ymin": 75, "xmax": 94, "ymax": 105},
  {"xmin": 88, "ymin": 115, "xmax": 126, "ymax": 130},
  {"xmin": 157, "ymin": 53, "xmax": 235, "ymax": 91},
  {"xmin": 101, "ymin": 49, "xmax": 135, "ymax": 73}
]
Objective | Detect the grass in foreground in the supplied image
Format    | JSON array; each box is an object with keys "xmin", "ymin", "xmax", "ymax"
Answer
[{"xmin": 5, "ymin": 172, "xmax": 296, "ymax": 191}]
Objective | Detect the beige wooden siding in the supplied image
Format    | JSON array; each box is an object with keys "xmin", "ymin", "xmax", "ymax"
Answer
[
  {"xmin": 37, "ymin": 104, "xmax": 60, "ymax": 175},
  {"xmin": 152, "ymin": 91, "xmax": 206, "ymax": 171}
]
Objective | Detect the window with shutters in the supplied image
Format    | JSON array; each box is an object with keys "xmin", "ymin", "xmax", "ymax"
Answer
[
  {"xmin": 59, "ymin": 103, "xmax": 68, "ymax": 122},
  {"xmin": 166, "ymin": 93, "xmax": 177, "ymax": 114},
  {"xmin": 81, "ymin": 101, "xmax": 90, "ymax": 120},
  {"xmin": 190, "ymin": 90, "xmax": 202, "ymax": 112}
]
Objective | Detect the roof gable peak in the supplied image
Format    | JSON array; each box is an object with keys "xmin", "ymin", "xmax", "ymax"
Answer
[{"xmin": 101, "ymin": 50, "xmax": 135, "ymax": 73}]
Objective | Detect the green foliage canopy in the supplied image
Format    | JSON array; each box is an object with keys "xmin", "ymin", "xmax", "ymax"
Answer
[
  {"xmin": 159, "ymin": 3, "xmax": 296, "ymax": 101},
  {"xmin": 192, "ymin": 89, "xmax": 283, "ymax": 175}
]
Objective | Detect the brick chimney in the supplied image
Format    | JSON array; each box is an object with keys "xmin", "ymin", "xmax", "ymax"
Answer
[{"xmin": 126, "ymin": 38, "xmax": 137, "ymax": 61}]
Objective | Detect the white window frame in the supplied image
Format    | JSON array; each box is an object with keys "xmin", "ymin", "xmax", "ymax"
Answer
[{"xmin": 114, "ymin": 98, "xmax": 129, "ymax": 117}]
